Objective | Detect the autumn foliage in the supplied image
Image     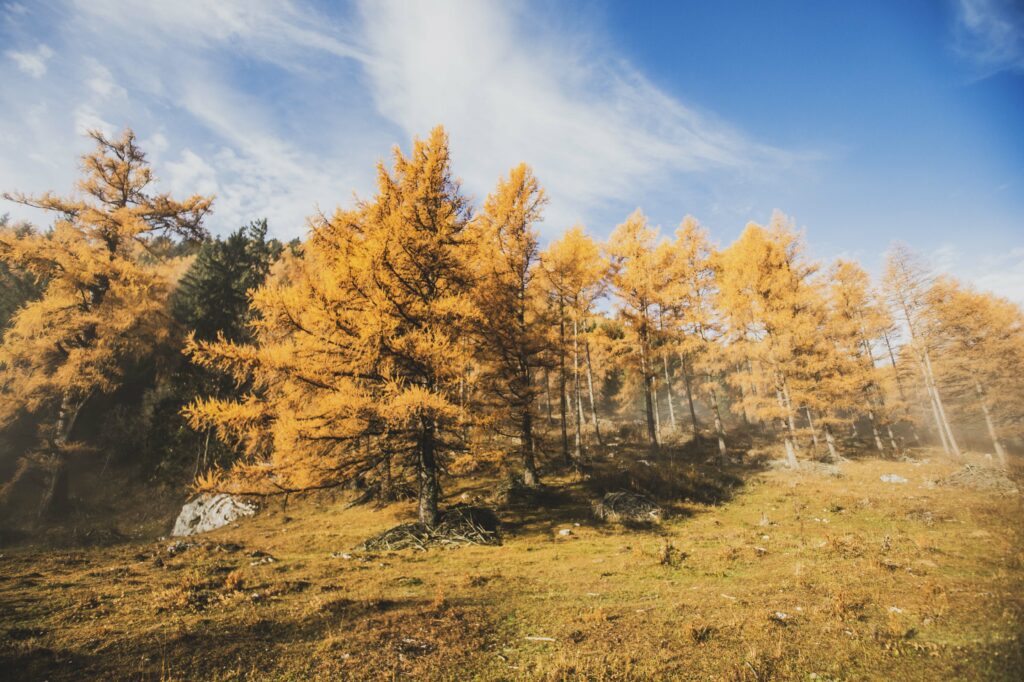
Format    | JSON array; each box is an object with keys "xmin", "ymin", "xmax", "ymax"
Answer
[{"xmin": 2, "ymin": 126, "xmax": 1022, "ymax": 524}]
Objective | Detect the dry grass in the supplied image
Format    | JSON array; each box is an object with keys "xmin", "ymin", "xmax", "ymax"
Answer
[{"xmin": 0, "ymin": 447, "xmax": 1022, "ymax": 680}]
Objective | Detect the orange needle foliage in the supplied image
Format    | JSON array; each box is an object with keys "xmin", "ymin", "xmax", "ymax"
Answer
[
  {"xmin": 0, "ymin": 129, "xmax": 211, "ymax": 515},
  {"xmin": 184, "ymin": 126, "xmax": 475, "ymax": 525}
]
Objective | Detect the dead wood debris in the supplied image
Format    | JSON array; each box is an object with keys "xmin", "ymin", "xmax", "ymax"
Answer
[{"xmin": 358, "ymin": 504, "xmax": 501, "ymax": 551}]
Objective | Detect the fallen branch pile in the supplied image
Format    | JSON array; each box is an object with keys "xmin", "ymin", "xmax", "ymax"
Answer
[
  {"xmin": 936, "ymin": 464, "xmax": 1018, "ymax": 494},
  {"xmin": 592, "ymin": 491, "xmax": 664, "ymax": 525},
  {"xmin": 358, "ymin": 504, "xmax": 502, "ymax": 551}
]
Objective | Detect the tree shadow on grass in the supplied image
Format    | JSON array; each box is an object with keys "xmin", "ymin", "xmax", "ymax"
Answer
[
  {"xmin": 491, "ymin": 436, "xmax": 774, "ymax": 540},
  {"xmin": 0, "ymin": 594, "xmax": 499, "ymax": 681}
]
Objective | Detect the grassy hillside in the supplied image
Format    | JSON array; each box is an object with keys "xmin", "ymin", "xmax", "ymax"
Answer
[{"xmin": 1, "ymin": 445, "xmax": 1021, "ymax": 681}]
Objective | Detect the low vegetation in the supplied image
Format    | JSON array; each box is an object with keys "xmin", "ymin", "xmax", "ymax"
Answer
[
  {"xmin": 1, "ymin": 126, "xmax": 1022, "ymax": 680},
  {"xmin": 1, "ymin": 444, "xmax": 1021, "ymax": 680}
]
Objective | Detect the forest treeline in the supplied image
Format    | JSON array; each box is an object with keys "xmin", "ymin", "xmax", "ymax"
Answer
[{"xmin": 1, "ymin": 127, "xmax": 1021, "ymax": 525}]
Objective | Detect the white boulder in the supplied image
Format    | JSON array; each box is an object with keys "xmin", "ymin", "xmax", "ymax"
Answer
[{"xmin": 172, "ymin": 493, "xmax": 257, "ymax": 537}]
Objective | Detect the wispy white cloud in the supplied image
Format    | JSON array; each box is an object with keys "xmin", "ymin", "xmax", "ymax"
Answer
[
  {"xmin": 0, "ymin": 0, "xmax": 800, "ymax": 239},
  {"xmin": 929, "ymin": 242, "xmax": 1024, "ymax": 304},
  {"xmin": 355, "ymin": 0, "xmax": 795, "ymax": 231},
  {"xmin": 951, "ymin": 0, "xmax": 1024, "ymax": 74},
  {"xmin": 5, "ymin": 43, "xmax": 52, "ymax": 78}
]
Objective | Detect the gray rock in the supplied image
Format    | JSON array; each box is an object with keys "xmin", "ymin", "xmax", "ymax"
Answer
[
  {"xmin": 171, "ymin": 493, "xmax": 257, "ymax": 537},
  {"xmin": 880, "ymin": 474, "xmax": 908, "ymax": 484}
]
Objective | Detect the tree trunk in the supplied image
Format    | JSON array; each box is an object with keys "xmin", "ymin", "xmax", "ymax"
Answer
[
  {"xmin": 804, "ymin": 406, "xmax": 819, "ymax": 449},
  {"xmin": 521, "ymin": 409, "xmax": 539, "ymax": 486},
  {"xmin": 710, "ymin": 385, "xmax": 727, "ymax": 464},
  {"xmin": 418, "ymin": 420, "xmax": 440, "ymax": 526},
  {"xmin": 883, "ymin": 330, "xmax": 922, "ymax": 446},
  {"xmin": 639, "ymin": 328, "xmax": 659, "ymax": 447},
  {"xmin": 583, "ymin": 337, "xmax": 603, "ymax": 446},
  {"xmin": 928, "ymin": 385, "xmax": 952, "ymax": 454},
  {"xmin": 775, "ymin": 377, "xmax": 799, "ymax": 468},
  {"xmin": 782, "ymin": 380, "xmax": 799, "ymax": 444},
  {"xmin": 384, "ymin": 446, "xmax": 395, "ymax": 500},
  {"xmin": 679, "ymin": 352, "xmax": 700, "ymax": 440},
  {"xmin": 922, "ymin": 348, "xmax": 960, "ymax": 458},
  {"xmin": 867, "ymin": 408, "xmax": 885, "ymax": 453},
  {"xmin": 976, "ymin": 382, "xmax": 1007, "ymax": 467},
  {"xmin": 572, "ymin": 317, "xmax": 583, "ymax": 464},
  {"xmin": 652, "ymin": 377, "xmax": 662, "ymax": 441},
  {"xmin": 558, "ymin": 302, "xmax": 570, "ymax": 463},
  {"xmin": 662, "ymin": 351, "xmax": 677, "ymax": 432},
  {"xmin": 745, "ymin": 359, "xmax": 761, "ymax": 428},
  {"xmin": 824, "ymin": 424, "xmax": 840, "ymax": 461},
  {"xmin": 38, "ymin": 391, "xmax": 84, "ymax": 519},
  {"xmin": 544, "ymin": 366, "xmax": 553, "ymax": 424},
  {"xmin": 886, "ymin": 423, "xmax": 900, "ymax": 455},
  {"xmin": 38, "ymin": 457, "xmax": 69, "ymax": 520}
]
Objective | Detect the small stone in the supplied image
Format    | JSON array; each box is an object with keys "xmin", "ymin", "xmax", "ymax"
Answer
[
  {"xmin": 558, "ymin": 528, "xmax": 574, "ymax": 537},
  {"xmin": 880, "ymin": 474, "xmax": 908, "ymax": 484}
]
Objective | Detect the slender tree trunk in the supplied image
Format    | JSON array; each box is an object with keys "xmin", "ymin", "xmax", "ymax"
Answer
[
  {"xmin": 418, "ymin": 420, "xmax": 440, "ymax": 526},
  {"xmin": 855, "ymin": 323, "xmax": 887, "ymax": 454},
  {"xmin": 662, "ymin": 351, "xmax": 677, "ymax": 432},
  {"xmin": 737, "ymin": 367, "xmax": 751, "ymax": 427},
  {"xmin": 824, "ymin": 424, "xmax": 840, "ymax": 461},
  {"xmin": 883, "ymin": 330, "xmax": 922, "ymax": 445},
  {"xmin": 886, "ymin": 423, "xmax": 900, "ymax": 454},
  {"xmin": 922, "ymin": 348, "xmax": 960, "ymax": 458},
  {"xmin": 804, "ymin": 406, "xmax": 819, "ymax": 449},
  {"xmin": 928, "ymin": 385, "xmax": 952, "ymax": 454},
  {"xmin": 867, "ymin": 408, "xmax": 885, "ymax": 453},
  {"xmin": 746, "ymin": 359, "xmax": 761, "ymax": 429},
  {"xmin": 584, "ymin": 337, "xmax": 603, "ymax": 445},
  {"xmin": 39, "ymin": 391, "xmax": 84, "ymax": 519},
  {"xmin": 522, "ymin": 409, "xmax": 539, "ymax": 486},
  {"xmin": 709, "ymin": 384, "xmax": 727, "ymax": 464},
  {"xmin": 572, "ymin": 317, "xmax": 583, "ymax": 464},
  {"xmin": 558, "ymin": 302, "xmax": 570, "ymax": 463},
  {"xmin": 382, "ymin": 443, "xmax": 394, "ymax": 500},
  {"xmin": 679, "ymin": 352, "xmax": 700, "ymax": 440},
  {"xmin": 639, "ymin": 328, "xmax": 658, "ymax": 447},
  {"xmin": 544, "ymin": 366, "xmax": 553, "ymax": 424},
  {"xmin": 652, "ymin": 377, "xmax": 662, "ymax": 441},
  {"xmin": 775, "ymin": 385, "xmax": 799, "ymax": 468},
  {"xmin": 975, "ymin": 382, "xmax": 1007, "ymax": 467},
  {"xmin": 781, "ymin": 380, "xmax": 799, "ymax": 443}
]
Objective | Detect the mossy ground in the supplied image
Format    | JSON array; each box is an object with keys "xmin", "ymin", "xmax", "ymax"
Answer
[{"xmin": 1, "ymin": 442, "xmax": 1021, "ymax": 680}]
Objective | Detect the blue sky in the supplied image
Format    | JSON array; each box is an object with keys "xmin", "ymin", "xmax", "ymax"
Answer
[{"xmin": 1, "ymin": 0, "xmax": 1022, "ymax": 300}]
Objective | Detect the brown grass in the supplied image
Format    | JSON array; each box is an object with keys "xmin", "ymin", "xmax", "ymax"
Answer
[{"xmin": 0, "ymin": 447, "xmax": 1022, "ymax": 680}]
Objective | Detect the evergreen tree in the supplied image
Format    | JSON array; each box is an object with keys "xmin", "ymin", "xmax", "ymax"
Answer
[{"xmin": 173, "ymin": 219, "xmax": 281, "ymax": 343}]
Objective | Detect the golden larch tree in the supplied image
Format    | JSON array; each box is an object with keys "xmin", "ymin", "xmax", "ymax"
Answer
[
  {"xmin": 605, "ymin": 209, "xmax": 664, "ymax": 447},
  {"xmin": 715, "ymin": 213, "xmax": 819, "ymax": 467},
  {"xmin": 926, "ymin": 277, "xmax": 1023, "ymax": 465},
  {"xmin": 467, "ymin": 163, "xmax": 548, "ymax": 486},
  {"xmin": 0, "ymin": 129, "xmax": 211, "ymax": 516},
  {"xmin": 883, "ymin": 243, "xmax": 961, "ymax": 458},
  {"xmin": 185, "ymin": 126, "xmax": 474, "ymax": 526},
  {"xmin": 664, "ymin": 216, "xmax": 730, "ymax": 460},
  {"xmin": 539, "ymin": 225, "xmax": 608, "ymax": 464}
]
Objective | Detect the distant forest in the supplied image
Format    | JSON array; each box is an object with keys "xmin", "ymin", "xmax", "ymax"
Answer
[{"xmin": 1, "ymin": 127, "xmax": 1021, "ymax": 524}]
